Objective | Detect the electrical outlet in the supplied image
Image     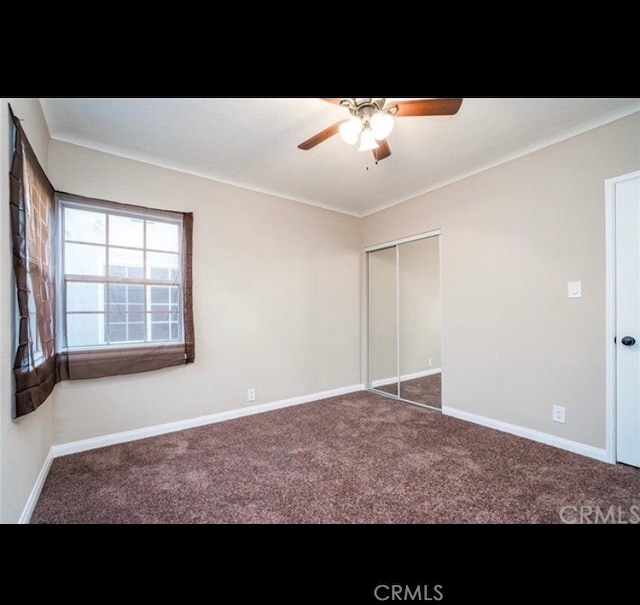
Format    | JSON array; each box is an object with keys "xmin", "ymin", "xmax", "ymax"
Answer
[
  {"xmin": 247, "ymin": 388, "xmax": 256, "ymax": 402},
  {"xmin": 568, "ymin": 281, "xmax": 582, "ymax": 298},
  {"xmin": 428, "ymin": 358, "xmax": 432, "ymax": 368},
  {"xmin": 552, "ymin": 405, "xmax": 566, "ymax": 424}
]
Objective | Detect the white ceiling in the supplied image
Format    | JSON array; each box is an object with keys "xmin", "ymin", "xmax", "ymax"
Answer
[{"xmin": 40, "ymin": 97, "xmax": 640, "ymax": 217}]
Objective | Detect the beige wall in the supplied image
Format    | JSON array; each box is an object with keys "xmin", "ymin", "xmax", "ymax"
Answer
[
  {"xmin": 48, "ymin": 141, "xmax": 361, "ymax": 444},
  {"xmin": 363, "ymin": 112, "xmax": 640, "ymax": 448},
  {"xmin": 0, "ymin": 98, "xmax": 54, "ymax": 523}
]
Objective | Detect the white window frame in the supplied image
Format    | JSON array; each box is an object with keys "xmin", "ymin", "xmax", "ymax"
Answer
[{"xmin": 56, "ymin": 196, "xmax": 185, "ymax": 352}]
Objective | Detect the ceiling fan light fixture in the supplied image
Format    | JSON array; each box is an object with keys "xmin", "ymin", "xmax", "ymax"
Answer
[
  {"xmin": 297, "ymin": 98, "xmax": 463, "ymax": 162},
  {"xmin": 370, "ymin": 110, "xmax": 394, "ymax": 140},
  {"xmin": 339, "ymin": 117, "xmax": 363, "ymax": 145},
  {"xmin": 358, "ymin": 127, "xmax": 379, "ymax": 152}
]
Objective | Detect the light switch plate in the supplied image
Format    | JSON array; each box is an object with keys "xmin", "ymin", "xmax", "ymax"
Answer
[{"xmin": 568, "ymin": 281, "xmax": 582, "ymax": 298}]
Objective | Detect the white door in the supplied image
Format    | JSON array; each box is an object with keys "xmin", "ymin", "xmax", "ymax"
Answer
[{"xmin": 616, "ymin": 175, "xmax": 640, "ymax": 467}]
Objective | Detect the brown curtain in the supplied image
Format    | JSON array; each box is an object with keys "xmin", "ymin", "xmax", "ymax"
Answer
[
  {"xmin": 183, "ymin": 212, "xmax": 195, "ymax": 363},
  {"xmin": 9, "ymin": 109, "xmax": 195, "ymax": 417},
  {"xmin": 9, "ymin": 108, "xmax": 57, "ymax": 418}
]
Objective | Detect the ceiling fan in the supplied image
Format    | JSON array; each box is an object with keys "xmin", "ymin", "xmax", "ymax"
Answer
[{"xmin": 298, "ymin": 98, "xmax": 463, "ymax": 162}]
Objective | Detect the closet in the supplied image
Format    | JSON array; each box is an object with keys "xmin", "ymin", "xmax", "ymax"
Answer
[{"xmin": 368, "ymin": 231, "xmax": 442, "ymax": 409}]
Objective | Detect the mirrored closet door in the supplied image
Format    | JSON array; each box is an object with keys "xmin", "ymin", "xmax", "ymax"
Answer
[{"xmin": 368, "ymin": 232, "xmax": 442, "ymax": 410}]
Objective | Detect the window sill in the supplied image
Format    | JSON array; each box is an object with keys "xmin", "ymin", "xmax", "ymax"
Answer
[{"xmin": 61, "ymin": 343, "xmax": 185, "ymax": 356}]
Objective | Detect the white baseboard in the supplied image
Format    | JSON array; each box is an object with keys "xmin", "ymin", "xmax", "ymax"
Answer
[
  {"xmin": 52, "ymin": 383, "xmax": 365, "ymax": 458},
  {"xmin": 18, "ymin": 447, "xmax": 55, "ymax": 524},
  {"xmin": 442, "ymin": 406, "xmax": 609, "ymax": 463},
  {"xmin": 372, "ymin": 368, "xmax": 441, "ymax": 388}
]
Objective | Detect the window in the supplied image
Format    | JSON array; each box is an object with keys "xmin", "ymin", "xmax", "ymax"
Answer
[{"xmin": 59, "ymin": 199, "xmax": 184, "ymax": 351}]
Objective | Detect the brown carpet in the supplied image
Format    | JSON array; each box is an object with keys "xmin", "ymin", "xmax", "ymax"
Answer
[
  {"xmin": 31, "ymin": 391, "xmax": 640, "ymax": 524},
  {"xmin": 376, "ymin": 373, "xmax": 441, "ymax": 408}
]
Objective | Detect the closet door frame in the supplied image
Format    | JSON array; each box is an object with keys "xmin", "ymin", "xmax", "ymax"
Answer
[{"xmin": 366, "ymin": 229, "xmax": 441, "ymax": 408}]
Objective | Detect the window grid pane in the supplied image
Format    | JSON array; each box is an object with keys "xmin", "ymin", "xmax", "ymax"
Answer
[{"xmin": 62, "ymin": 204, "xmax": 183, "ymax": 350}]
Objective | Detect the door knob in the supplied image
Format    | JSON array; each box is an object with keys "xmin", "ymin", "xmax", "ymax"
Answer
[{"xmin": 621, "ymin": 336, "xmax": 636, "ymax": 346}]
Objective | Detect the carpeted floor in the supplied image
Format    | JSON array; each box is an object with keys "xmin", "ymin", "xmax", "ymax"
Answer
[
  {"xmin": 376, "ymin": 373, "xmax": 441, "ymax": 408},
  {"xmin": 31, "ymin": 391, "xmax": 640, "ymax": 524}
]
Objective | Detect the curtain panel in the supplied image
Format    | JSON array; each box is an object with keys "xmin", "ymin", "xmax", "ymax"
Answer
[
  {"xmin": 9, "ymin": 109, "xmax": 57, "ymax": 418},
  {"xmin": 8, "ymin": 107, "xmax": 195, "ymax": 418}
]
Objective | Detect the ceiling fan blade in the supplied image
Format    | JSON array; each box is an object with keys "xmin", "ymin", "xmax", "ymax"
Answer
[
  {"xmin": 394, "ymin": 98, "xmax": 463, "ymax": 117},
  {"xmin": 298, "ymin": 121, "xmax": 345, "ymax": 151},
  {"xmin": 320, "ymin": 98, "xmax": 344, "ymax": 104},
  {"xmin": 373, "ymin": 139, "xmax": 391, "ymax": 162}
]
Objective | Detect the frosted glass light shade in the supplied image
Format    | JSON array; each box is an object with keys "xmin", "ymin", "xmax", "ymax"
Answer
[
  {"xmin": 339, "ymin": 117, "xmax": 364, "ymax": 144},
  {"xmin": 358, "ymin": 128, "xmax": 379, "ymax": 151},
  {"xmin": 370, "ymin": 111, "xmax": 394, "ymax": 140}
]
